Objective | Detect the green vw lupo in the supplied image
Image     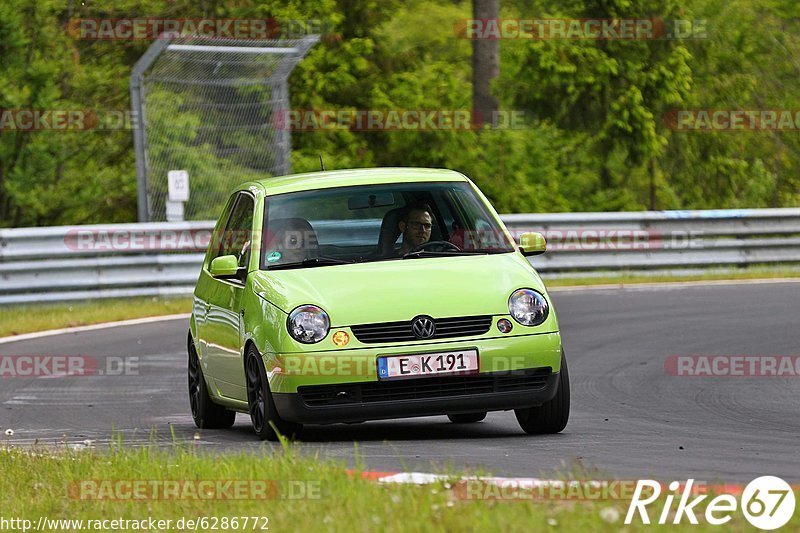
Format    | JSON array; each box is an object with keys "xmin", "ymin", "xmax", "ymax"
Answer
[{"xmin": 189, "ymin": 168, "xmax": 569, "ymax": 440}]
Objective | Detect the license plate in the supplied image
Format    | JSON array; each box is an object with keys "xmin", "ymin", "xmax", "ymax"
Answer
[{"xmin": 377, "ymin": 349, "xmax": 479, "ymax": 380}]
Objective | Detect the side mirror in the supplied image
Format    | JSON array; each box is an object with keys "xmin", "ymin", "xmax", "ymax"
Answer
[
  {"xmin": 518, "ymin": 232, "xmax": 546, "ymax": 256},
  {"xmin": 210, "ymin": 255, "xmax": 241, "ymax": 279}
]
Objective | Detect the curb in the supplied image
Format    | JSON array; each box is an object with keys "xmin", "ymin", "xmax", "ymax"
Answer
[
  {"xmin": 351, "ymin": 469, "xmax": 565, "ymax": 487},
  {"xmin": 350, "ymin": 470, "xmax": 762, "ymax": 498}
]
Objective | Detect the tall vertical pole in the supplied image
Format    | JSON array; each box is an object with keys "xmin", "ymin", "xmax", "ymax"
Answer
[
  {"xmin": 273, "ymin": 80, "xmax": 291, "ymax": 176},
  {"xmin": 130, "ymin": 36, "xmax": 172, "ymax": 222},
  {"xmin": 130, "ymin": 78, "xmax": 149, "ymax": 222},
  {"xmin": 472, "ymin": 0, "xmax": 500, "ymax": 126}
]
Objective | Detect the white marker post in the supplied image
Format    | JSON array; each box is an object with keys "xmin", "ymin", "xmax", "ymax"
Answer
[{"xmin": 167, "ymin": 170, "xmax": 189, "ymax": 222}]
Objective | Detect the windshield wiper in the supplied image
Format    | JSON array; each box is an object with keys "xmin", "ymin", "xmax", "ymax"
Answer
[
  {"xmin": 268, "ymin": 257, "xmax": 355, "ymax": 270},
  {"xmin": 402, "ymin": 250, "xmax": 494, "ymax": 259}
]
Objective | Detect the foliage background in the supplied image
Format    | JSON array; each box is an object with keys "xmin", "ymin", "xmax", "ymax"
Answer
[{"xmin": 0, "ymin": 0, "xmax": 798, "ymax": 227}]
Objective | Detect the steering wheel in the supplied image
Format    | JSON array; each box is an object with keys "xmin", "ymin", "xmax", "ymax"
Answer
[{"xmin": 411, "ymin": 240, "xmax": 462, "ymax": 253}]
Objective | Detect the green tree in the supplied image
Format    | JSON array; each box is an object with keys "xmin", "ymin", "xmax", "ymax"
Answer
[{"xmin": 498, "ymin": 0, "xmax": 693, "ymax": 210}]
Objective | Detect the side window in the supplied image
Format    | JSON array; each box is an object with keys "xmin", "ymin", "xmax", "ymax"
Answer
[
  {"xmin": 436, "ymin": 190, "xmax": 459, "ymax": 240},
  {"xmin": 216, "ymin": 193, "xmax": 255, "ymax": 268},
  {"xmin": 208, "ymin": 195, "xmax": 237, "ymax": 265}
]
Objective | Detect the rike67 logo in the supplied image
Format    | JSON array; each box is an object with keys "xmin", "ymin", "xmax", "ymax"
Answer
[{"xmin": 625, "ymin": 476, "xmax": 796, "ymax": 529}]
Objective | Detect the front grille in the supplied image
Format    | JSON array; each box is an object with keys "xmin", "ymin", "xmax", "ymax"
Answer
[
  {"xmin": 298, "ymin": 368, "xmax": 552, "ymax": 407},
  {"xmin": 350, "ymin": 315, "xmax": 493, "ymax": 344}
]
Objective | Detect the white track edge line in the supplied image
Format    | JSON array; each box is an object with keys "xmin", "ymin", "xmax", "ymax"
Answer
[{"xmin": 0, "ymin": 314, "xmax": 190, "ymax": 345}]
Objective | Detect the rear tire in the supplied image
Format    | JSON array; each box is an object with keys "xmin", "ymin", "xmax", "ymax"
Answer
[
  {"xmin": 447, "ymin": 412, "xmax": 487, "ymax": 423},
  {"xmin": 515, "ymin": 351, "xmax": 570, "ymax": 434},
  {"xmin": 245, "ymin": 345, "xmax": 302, "ymax": 441},
  {"xmin": 188, "ymin": 334, "xmax": 236, "ymax": 429}
]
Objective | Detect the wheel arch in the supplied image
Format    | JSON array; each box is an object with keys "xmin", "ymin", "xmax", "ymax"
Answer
[
  {"xmin": 242, "ymin": 337, "xmax": 259, "ymax": 368},
  {"xmin": 189, "ymin": 311, "xmax": 198, "ymax": 340}
]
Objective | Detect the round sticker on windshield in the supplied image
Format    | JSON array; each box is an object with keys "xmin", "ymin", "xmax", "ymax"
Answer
[{"xmin": 266, "ymin": 251, "xmax": 282, "ymax": 263}]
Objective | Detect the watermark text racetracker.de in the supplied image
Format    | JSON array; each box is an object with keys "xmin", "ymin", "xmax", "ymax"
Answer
[
  {"xmin": 273, "ymin": 354, "xmax": 548, "ymax": 377},
  {"xmin": 272, "ymin": 109, "xmax": 526, "ymax": 131},
  {"xmin": 0, "ymin": 355, "xmax": 138, "ymax": 378},
  {"xmin": 0, "ymin": 109, "xmax": 137, "ymax": 132},
  {"xmin": 665, "ymin": 355, "xmax": 800, "ymax": 377},
  {"xmin": 506, "ymin": 228, "xmax": 704, "ymax": 250},
  {"xmin": 67, "ymin": 17, "xmax": 329, "ymax": 40},
  {"xmin": 61, "ymin": 227, "xmax": 705, "ymax": 254},
  {"xmin": 665, "ymin": 109, "xmax": 800, "ymax": 131},
  {"xmin": 456, "ymin": 478, "xmax": 664, "ymax": 501},
  {"xmin": 455, "ymin": 18, "xmax": 707, "ymax": 40},
  {"xmin": 68, "ymin": 479, "xmax": 321, "ymax": 500},
  {"xmin": 64, "ymin": 227, "xmax": 211, "ymax": 252}
]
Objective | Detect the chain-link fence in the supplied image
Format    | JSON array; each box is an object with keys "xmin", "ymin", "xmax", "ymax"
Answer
[{"xmin": 131, "ymin": 35, "xmax": 318, "ymax": 222}]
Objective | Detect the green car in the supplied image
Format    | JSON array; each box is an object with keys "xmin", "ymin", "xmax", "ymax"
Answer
[{"xmin": 189, "ymin": 168, "xmax": 569, "ymax": 440}]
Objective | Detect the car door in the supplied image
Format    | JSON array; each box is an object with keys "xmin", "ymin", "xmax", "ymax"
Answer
[
  {"xmin": 194, "ymin": 194, "xmax": 237, "ymax": 377},
  {"xmin": 201, "ymin": 191, "xmax": 255, "ymax": 401}
]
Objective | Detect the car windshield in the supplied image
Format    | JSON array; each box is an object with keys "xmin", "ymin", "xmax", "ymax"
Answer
[{"xmin": 260, "ymin": 181, "xmax": 515, "ymax": 269}]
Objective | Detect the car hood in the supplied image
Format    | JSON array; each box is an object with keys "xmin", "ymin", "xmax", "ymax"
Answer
[{"xmin": 250, "ymin": 253, "xmax": 554, "ymax": 328}]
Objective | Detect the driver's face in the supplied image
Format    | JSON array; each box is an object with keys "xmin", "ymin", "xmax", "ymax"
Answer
[{"xmin": 400, "ymin": 210, "xmax": 432, "ymax": 248}]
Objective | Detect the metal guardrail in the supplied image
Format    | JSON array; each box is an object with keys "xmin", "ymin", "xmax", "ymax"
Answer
[
  {"xmin": 504, "ymin": 208, "xmax": 800, "ymax": 273},
  {"xmin": 1, "ymin": 208, "xmax": 799, "ymax": 305}
]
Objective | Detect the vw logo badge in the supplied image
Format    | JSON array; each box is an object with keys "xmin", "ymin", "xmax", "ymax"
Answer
[{"xmin": 411, "ymin": 316, "xmax": 436, "ymax": 339}]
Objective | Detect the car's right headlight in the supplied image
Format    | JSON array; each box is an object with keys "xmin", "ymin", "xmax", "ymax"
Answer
[
  {"xmin": 287, "ymin": 305, "xmax": 330, "ymax": 344},
  {"xmin": 508, "ymin": 288, "xmax": 549, "ymax": 326}
]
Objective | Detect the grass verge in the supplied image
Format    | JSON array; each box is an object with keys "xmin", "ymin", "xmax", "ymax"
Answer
[
  {"xmin": 0, "ymin": 296, "xmax": 192, "ymax": 338},
  {"xmin": 545, "ymin": 266, "xmax": 800, "ymax": 287},
  {"xmin": 0, "ymin": 442, "xmax": 766, "ymax": 532}
]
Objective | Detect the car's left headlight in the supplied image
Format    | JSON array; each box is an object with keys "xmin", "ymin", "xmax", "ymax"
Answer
[
  {"xmin": 287, "ymin": 305, "xmax": 330, "ymax": 344},
  {"xmin": 508, "ymin": 289, "xmax": 549, "ymax": 326}
]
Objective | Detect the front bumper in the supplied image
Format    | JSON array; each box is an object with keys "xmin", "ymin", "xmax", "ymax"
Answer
[
  {"xmin": 273, "ymin": 367, "xmax": 560, "ymax": 424},
  {"xmin": 266, "ymin": 331, "xmax": 562, "ymax": 393}
]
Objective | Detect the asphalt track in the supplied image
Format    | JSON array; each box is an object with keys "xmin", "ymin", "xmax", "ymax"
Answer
[{"xmin": 2, "ymin": 281, "xmax": 799, "ymax": 483}]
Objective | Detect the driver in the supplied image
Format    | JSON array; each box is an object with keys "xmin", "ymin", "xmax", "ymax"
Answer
[{"xmin": 397, "ymin": 203, "xmax": 433, "ymax": 256}]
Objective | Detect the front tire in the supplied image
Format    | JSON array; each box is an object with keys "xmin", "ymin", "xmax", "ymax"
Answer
[
  {"xmin": 515, "ymin": 351, "xmax": 570, "ymax": 434},
  {"xmin": 245, "ymin": 345, "xmax": 302, "ymax": 441},
  {"xmin": 188, "ymin": 335, "xmax": 236, "ymax": 429}
]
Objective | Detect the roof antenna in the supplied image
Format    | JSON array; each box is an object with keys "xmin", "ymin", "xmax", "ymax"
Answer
[{"xmin": 318, "ymin": 155, "xmax": 325, "ymax": 171}]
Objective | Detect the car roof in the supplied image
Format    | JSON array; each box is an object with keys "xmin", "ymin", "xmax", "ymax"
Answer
[{"xmin": 250, "ymin": 167, "xmax": 468, "ymax": 196}]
